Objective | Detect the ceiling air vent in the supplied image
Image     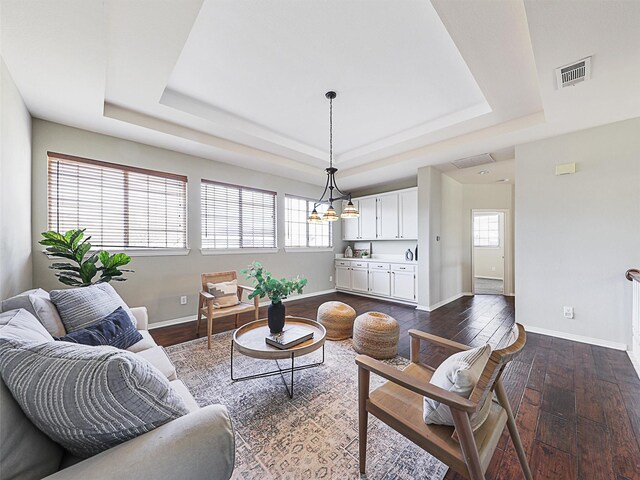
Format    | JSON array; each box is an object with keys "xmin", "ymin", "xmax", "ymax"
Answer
[
  {"xmin": 556, "ymin": 57, "xmax": 591, "ymax": 89},
  {"xmin": 451, "ymin": 153, "xmax": 495, "ymax": 170}
]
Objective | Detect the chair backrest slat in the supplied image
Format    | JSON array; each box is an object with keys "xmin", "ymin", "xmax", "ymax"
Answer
[
  {"xmin": 468, "ymin": 323, "xmax": 526, "ymax": 407},
  {"xmin": 201, "ymin": 271, "xmax": 238, "ymax": 292}
]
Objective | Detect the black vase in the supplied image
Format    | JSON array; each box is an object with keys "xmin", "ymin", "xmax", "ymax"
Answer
[{"xmin": 267, "ymin": 301, "xmax": 286, "ymax": 334}]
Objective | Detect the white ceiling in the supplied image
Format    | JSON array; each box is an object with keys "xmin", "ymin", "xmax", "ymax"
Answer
[{"xmin": 1, "ymin": 0, "xmax": 639, "ymax": 190}]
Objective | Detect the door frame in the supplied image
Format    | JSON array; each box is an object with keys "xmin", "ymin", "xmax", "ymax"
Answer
[{"xmin": 470, "ymin": 209, "xmax": 512, "ymax": 295}]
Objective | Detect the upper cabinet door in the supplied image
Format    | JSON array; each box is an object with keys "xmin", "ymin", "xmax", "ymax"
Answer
[
  {"xmin": 378, "ymin": 194, "xmax": 399, "ymax": 239},
  {"xmin": 359, "ymin": 197, "xmax": 377, "ymax": 240},
  {"xmin": 399, "ymin": 189, "xmax": 418, "ymax": 239},
  {"xmin": 342, "ymin": 199, "xmax": 360, "ymax": 240}
]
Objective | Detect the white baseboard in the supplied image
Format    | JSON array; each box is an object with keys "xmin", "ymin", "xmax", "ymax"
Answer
[
  {"xmin": 148, "ymin": 288, "xmax": 336, "ymax": 330},
  {"xmin": 417, "ymin": 292, "xmax": 473, "ymax": 312},
  {"xmin": 523, "ymin": 325, "xmax": 628, "ymax": 351},
  {"xmin": 629, "ymin": 338, "xmax": 640, "ymax": 378}
]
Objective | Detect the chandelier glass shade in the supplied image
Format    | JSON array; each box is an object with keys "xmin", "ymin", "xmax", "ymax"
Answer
[{"xmin": 308, "ymin": 91, "xmax": 359, "ymax": 223}]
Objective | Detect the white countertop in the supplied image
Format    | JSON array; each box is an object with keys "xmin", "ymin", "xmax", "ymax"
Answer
[{"xmin": 335, "ymin": 254, "xmax": 417, "ymax": 265}]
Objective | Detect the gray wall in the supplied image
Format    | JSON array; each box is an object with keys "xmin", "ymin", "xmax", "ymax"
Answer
[
  {"xmin": 31, "ymin": 120, "xmax": 339, "ymax": 325},
  {"xmin": 516, "ymin": 117, "xmax": 640, "ymax": 347},
  {"xmin": 0, "ymin": 58, "xmax": 32, "ymax": 299}
]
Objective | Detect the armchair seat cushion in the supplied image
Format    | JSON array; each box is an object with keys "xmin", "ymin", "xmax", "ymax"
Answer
[
  {"xmin": 136, "ymin": 346, "xmax": 177, "ymax": 381},
  {"xmin": 200, "ymin": 301, "xmax": 256, "ymax": 318}
]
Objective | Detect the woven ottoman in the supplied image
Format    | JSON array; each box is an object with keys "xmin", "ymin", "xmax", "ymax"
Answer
[
  {"xmin": 317, "ymin": 301, "xmax": 357, "ymax": 340},
  {"xmin": 353, "ymin": 312, "xmax": 399, "ymax": 359}
]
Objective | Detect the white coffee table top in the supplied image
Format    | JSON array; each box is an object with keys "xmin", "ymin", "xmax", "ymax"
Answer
[{"xmin": 233, "ymin": 316, "xmax": 326, "ymax": 360}]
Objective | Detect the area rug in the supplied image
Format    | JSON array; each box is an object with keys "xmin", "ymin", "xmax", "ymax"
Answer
[{"xmin": 166, "ymin": 332, "xmax": 448, "ymax": 480}]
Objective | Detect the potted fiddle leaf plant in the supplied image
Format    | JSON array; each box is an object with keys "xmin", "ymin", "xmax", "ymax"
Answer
[
  {"xmin": 241, "ymin": 261, "xmax": 307, "ymax": 333},
  {"xmin": 40, "ymin": 229, "xmax": 133, "ymax": 286}
]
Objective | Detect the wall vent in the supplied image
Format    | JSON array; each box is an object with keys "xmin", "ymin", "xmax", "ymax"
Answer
[
  {"xmin": 556, "ymin": 57, "xmax": 591, "ymax": 89},
  {"xmin": 451, "ymin": 153, "xmax": 495, "ymax": 170}
]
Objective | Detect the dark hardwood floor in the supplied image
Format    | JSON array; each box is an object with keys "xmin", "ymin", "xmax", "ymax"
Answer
[{"xmin": 150, "ymin": 292, "xmax": 640, "ymax": 480}]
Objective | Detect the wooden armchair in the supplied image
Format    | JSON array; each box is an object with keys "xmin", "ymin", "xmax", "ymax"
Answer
[
  {"xmin": 356, "ymin": 323, "xmax": 532, "ymax": 480},
  {"xmin": 196, "ymin": 271, "xmax": 260, "ymax": 349}
]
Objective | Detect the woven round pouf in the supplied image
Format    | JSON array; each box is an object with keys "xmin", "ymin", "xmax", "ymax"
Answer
[
  {"xmin": 317, "ymin": 301, "xmax": 357, "ymax": 340},
  {"xmin": 353, "ymin": 312, "xmax": 399, "ymax": 359}
]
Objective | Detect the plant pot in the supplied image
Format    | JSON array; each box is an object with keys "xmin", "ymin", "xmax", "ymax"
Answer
[{"xmin": 267, "ymin": 301, "xmax": 286, "ymax": 334}]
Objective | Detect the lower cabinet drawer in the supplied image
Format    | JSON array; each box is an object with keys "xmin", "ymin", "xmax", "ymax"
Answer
[
  {"xmin": 369, "ymin": 262, "xmax": 390, "ymax": 271},
  {"xmin": 391, "ymin": 264, "xmax": 415, "ymax": 273}
]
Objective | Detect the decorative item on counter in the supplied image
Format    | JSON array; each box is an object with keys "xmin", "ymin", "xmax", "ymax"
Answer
[
  {"xmin": 344, "ymin": 245, "xmax": 353, "ymax": 258},
  {"xmin": 354, "ymin": 242, "xmax": 371, "ymax": 258},
  {"xmin": 414, "ymin": 245, "xmax": 418, "ymax": 261},
  {"xmin": 405, "ymin": 249, "xmax": 414, "ymax": 261}
]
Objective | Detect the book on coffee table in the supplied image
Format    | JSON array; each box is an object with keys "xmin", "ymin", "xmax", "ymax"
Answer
[{"xmin": 265, "ymin": 326, "xmax": 314, "ymax": 350}]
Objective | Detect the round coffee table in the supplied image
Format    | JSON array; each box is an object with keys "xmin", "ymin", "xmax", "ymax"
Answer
[{"xmin": 231, "ymin": 316, "xmax": 326, "ymax": 398}]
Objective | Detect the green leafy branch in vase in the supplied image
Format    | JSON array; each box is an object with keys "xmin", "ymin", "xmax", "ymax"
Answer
[
  {"xmin": 39, "ymin": 229, "xmax": 133, "ymax": 287},
  {"xmin": 241, "ymin": 261, "xmax": 307, "ymax": 304}
]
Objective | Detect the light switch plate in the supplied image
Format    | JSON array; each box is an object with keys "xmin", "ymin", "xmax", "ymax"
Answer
[{"xmin": 563, "ymin": 306, "xmax": 574, "ymax": 319}]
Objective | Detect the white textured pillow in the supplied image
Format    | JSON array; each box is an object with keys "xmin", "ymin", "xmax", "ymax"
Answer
[
  {"xmin": 423, "ymin": 344, "xmax": 492, "ymax": 428},
  {"xmin": 207, "ymin": 280, "xmax": 240, "ymax": 308},
  {"xmin": 0, "ymin": 289, "xmax": 66, "ymax": 337},
  {"xmin": 0, "ymin": 309, "xmax": 54, "ymax": 344}
]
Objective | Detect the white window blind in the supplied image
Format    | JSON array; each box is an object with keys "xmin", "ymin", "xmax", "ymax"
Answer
[
  {"xmin": 285, "ymin": 196, "xmax": 332, "ymax": 248},
  {"xmin": 201, "ymin": 180, "xmax": 276, "ymax": 249},
  {"xmin": 473, "ymin": 213, "xmax": 500, "ymax": 247},
  {"xmin": 47, "ymin": 152, "xmax": 188, "ymax": 249}
]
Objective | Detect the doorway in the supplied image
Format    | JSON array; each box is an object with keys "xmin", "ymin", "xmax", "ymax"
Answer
[{"xmin": 472, "ymin": 211, "xmax": 505, "ymax": 295}]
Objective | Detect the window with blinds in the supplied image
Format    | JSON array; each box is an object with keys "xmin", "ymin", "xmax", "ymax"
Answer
[
  {"xmin": 285, "ymin": 196, "xmax": 332, "ymax": 248},
  {"xmin": 47, "ymin": 152, "xmax": 188, "ymax": 250},
  {"xmin": 201, "ymin": 180, "xmax": 276, "ymax": 249}
]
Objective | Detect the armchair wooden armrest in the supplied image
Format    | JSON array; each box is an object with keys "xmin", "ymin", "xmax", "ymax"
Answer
[
  {"xmin": 355, "ymin": 355, "xmax": 477, "ymax": 413},
  {"xmin": 409, "ymin": 329, "xmax": 471, "ymax": 353},
  {"xmin": 237, "ymin": 285, "xmax": 259, "ymax": 306},
  {"xmin": 200, "ymin": 291, "xmax": 215, "ymax": 303}
]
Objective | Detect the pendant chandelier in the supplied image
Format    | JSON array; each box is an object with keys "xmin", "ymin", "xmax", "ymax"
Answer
[{"xmin": 308, "ymin": 91, "xmax": 359, "ymax": 223}]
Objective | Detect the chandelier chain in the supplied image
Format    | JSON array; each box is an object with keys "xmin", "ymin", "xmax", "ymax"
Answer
[{"xmin": 329, "ymin": 96, "xmax": 333, "ymax": 169}]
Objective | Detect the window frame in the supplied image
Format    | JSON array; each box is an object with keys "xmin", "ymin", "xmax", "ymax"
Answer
[
  {"xmin": 200, "ymin": 179, "xmax": 278, "ymax": 253},
  {"xmin": 473, "ymin": 212, "xmax": 501, "ymax": 248},
  {"xmin": 284, "ymin": 194, "xmax": 333, "ymax": 251},
  {"xmin": 46, "ymin": 151, "xmax": 189, "ymax": 256}
]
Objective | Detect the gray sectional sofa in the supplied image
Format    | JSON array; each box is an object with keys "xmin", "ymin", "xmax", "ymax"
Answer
[{"xmin": 0, "ymin": 289, "xmax": 235, "ymax": 480}]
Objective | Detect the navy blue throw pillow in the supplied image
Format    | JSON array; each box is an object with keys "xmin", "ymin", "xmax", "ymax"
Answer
[{"xmin": 55, "ymin": 307, "xmax": 143, "ymax": 350}]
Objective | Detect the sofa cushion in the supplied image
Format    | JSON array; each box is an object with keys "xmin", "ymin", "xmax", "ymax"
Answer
[
  {"xmin": 0, "ymin": 308, "xmax": 54, "ymax": 344},
  {"xmin": 50, "ymin": 283, "xmax": 137, "ymax": 333},
  {"xmin": 169, "ymin": 380, "xmax": 200, "ymax": 413},
  {"xmin": 136, "ymin": 346, "xmax": 177, "ymax": 381},
  {"xmin": 126, "ymin": 329, "xmax": 158, "ymax": 353},
  {"xmin": 0, "ymin": 339, "xmax": 190, "ymax": 459},
  {"xmin": 55, "ymin": 307, "xmax": 143, "ymax": 350},
  {"xmin": 423, "ymin": 344, "xmax": 492, "ymax": 429},
  {"xmin": 0, "ymin": 289, "xmax": 66, "ymax": 337},
  {"xmin": 0, "ymin": 378, "xmax": 64, "ymax": 480}
]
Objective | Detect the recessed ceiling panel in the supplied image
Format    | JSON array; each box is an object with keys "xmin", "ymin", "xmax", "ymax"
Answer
[{"xmin": 162, "ymin": 0, "xmax": 489, "ymax": 156}]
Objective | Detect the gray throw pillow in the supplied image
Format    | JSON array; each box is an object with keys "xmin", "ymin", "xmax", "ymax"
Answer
[
  {"xmin": 50, "ymin": 283, "xmax": 137, "ymax": 333},
  {"xmin": 0, "ymin": 289, "xmax": 66, "ymax": 337},
  {"xmin": 0, "ymin": 339, "xmax": 190, "ymax": 458}
]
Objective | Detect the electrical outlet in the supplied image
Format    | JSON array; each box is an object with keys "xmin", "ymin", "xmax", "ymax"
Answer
[
  {"xmin": 563, "ymin": 306, "xmax": 574, "ymax": 319},
  {"xmin": 180, "ymin": 296, "xmax": 187, "ymax": 305},
  {"xmin": 329, "ymin": 275, "xmax": 333, "ymax": 282}
]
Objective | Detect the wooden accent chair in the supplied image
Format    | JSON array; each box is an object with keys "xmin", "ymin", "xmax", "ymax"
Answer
[
  {"xmin": 197, "ymin": 271, "xmax": 259, "ymax": 349},
  {"xmin": 356, "ymin": 323, "xmax": 532, "ymax": 480}
]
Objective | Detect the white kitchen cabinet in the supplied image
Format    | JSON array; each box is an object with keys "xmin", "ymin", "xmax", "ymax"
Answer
[
  {"xmin": 335, "ymin": 265, "xmax": 351, "ymax": 290},
  {"xmin": 369, "ymin": 268, "xmax": 391, "ymax": 296},
  {"xmin": 399, "ymin": 189, "xmax": 418, "ymax": 239},
  {"xmin": 377, "ymin": 194, "xmax": 399, "ymax": 239},
  {"xmin": 359, "ymin": 198, "xmax": 377, "ymax": 240},
  {"xmin": 391, "ymin": 264, "xmax": 416, "ymax": 301},
  {"xmin": 342, "ymin": 200, "xmax": 360, "ymax": 240},
  {"xmin": 351, "ymin": 267, "xmax": 369, "ymax": 292}
]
